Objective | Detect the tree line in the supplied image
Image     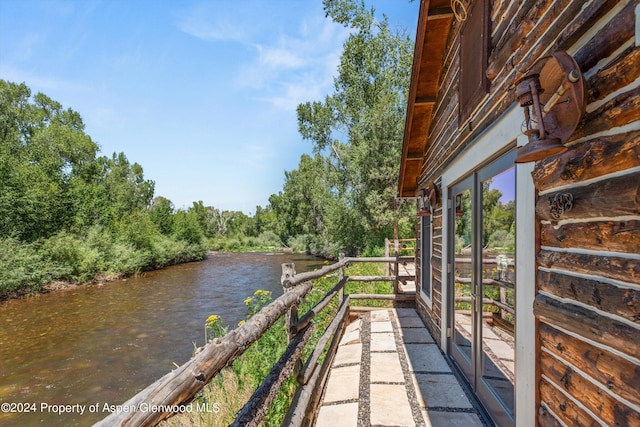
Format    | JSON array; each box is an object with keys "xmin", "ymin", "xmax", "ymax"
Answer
[{"xmin": 0, "ymin": 0, "xmax": 417, "ymax": 298}]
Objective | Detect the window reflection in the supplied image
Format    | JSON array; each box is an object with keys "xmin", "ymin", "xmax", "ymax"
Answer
[
  {"xmin": 453, "ymin": 188, "xmax": 473, "ymax": 362},
  {"xmin": 481, "ymin": 166, "xmax": 515, "ymax": 415}
]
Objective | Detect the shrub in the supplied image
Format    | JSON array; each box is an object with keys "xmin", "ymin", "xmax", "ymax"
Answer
[
  {"xmin": 108, "ymin": 242, "xmax": 150, "ymax": 276},
  {"xmin": 173, "ymin": 211, "xmax": 204, "ymax": 245},
  {"xmin": 0, "ymin": 237, "xmax": 47, "ymax": 297},
  {"xmin": 115, "ymin": 211, "xmax": 157, "ymax": 251},
  {"xmin": 286, "ymin": 235, "xmax": 307, "ymax": 253},
  {"xmin": 242, "ymin": 236, "xmax": 259, "ymax": 248},
  {"xmin": 256, "ymin": 231, "xmax": 281, "ymax": 247},
  {"xmin": 223, "ymin": 238, "xmax": 241, "ymax": 251},
  {"xmin": 39, "ymin": 231, "xmax": 82, "ymax": 280}
]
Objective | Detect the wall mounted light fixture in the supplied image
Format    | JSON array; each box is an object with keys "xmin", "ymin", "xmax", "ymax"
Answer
[
  {"xmin": 418, "ymin": 181, "xmax": 439, "ymax": 217},
  {"xmin": 514, "ymin": 51, "xmax": 586, "ymax": 163}
]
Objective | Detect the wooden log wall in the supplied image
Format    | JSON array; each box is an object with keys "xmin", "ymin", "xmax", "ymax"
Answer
[
  {"xmin": 413, "ymin": 0, "xmax": 640, "ymax": 425},
  {"xmin": 530, "ymin": 1, "xmax": 640, "ymax": 423}
]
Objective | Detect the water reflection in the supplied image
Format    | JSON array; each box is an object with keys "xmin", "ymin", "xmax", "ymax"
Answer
[{"xmin": 0, "ymin": 252, "xmax": 322, "ymax": 426}]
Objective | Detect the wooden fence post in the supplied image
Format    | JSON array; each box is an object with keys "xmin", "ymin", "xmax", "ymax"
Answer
[
  {"xmin": 384, "ymin": 238, "xmax": 390, "ymax": 276},
  {"xmin": 338, "ymin": 253, "xmax": 345, "ymax": 304},
  {"xmin": 282, "ymin": 263, "xmax": 304, "ymax": 377},
  {"xmin": 393, "ymin": 239, "xmax": 400, "ymax": 294},
  {"xmin": 281, "ymin": 263, "xmax": 298, "ymax": 343}
]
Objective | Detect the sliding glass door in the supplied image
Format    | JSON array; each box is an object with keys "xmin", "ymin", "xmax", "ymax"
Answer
[{"xmin": 449, "ymin": 151, "xmax": 516, "ymax": 426}]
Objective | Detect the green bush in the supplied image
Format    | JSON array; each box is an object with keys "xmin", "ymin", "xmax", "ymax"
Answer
[
  {"xmin": 107, "ymin": 242, "xmax": 148, "ymax": 276},
  {"xmin": 115, "ymin": 211, "xmax": 157, "ymax": 251},
  {"xmin": 287, "ymin": 235, "xmax": 307, "ymax": 253},
  {"xmin": 0, "ymin": 237, "xmax": 48, "ymax": 297},
  {"xmin": 361, "ymin": 244, "xmax": 384, "ymax": 257},
  {"xmin": 173, "ymin": 211, "xmax": 204, "ymax": 245},
  {"xmin": 1, "ymin": 223, "xmax": 208, "ymax": 298},
  {"xmin": 242, "ymin": 236, "xmax": 259, "ymax": 248},
  {"xmin": 224, "ymin": 238, "xmax": 242, "ymax": 251},
  {"xmin": 256, "ymin": 231, "xmax": 281, "ymax": 247},
  {"xmin": 39, "ymin": 232, "xmax": 81, "ymax": 280}
]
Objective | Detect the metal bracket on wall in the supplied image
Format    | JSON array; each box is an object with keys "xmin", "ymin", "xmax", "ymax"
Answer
[{"xmin": 548, "ymin": 193, "xmax": 574, "ymax": 220}]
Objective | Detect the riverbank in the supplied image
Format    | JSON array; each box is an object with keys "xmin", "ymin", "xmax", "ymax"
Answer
[
  {"xmin": 0, "ymin": 232, "xmax": 209, "ymax": 301},
  {"xmin": 0, "ymin": 242, "xmax": 306, "ymax": 303}
]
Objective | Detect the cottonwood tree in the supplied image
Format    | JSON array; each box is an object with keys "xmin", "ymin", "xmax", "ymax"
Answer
[
  {"xmin": 295, "ymin": 0, "xmax": 415, "ymax": 253},
  {"xmin": 0, "ymin": 80, "xmax": 155, "ymax": 240},
  {"xmin": 0, "ymin": 80, "xmax": 99, "ymax": 240}
]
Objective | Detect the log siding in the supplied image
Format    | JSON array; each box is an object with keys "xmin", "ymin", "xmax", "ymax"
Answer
[{"xmin": 402, "ymin": 0, "xmax": 640, "ymax": 425}]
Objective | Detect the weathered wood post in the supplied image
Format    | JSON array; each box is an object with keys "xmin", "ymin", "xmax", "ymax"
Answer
[
  {"xmin": 281, "ymin": 263, "xmax": 298, "ymax": 342},
  {"xmin": 281, "ymin": 263, "xmax": 303, "ymax": 376},
  {"xmin": 384, "ymin": 238, "xmax": 390, "ymax": 276},
  {"xmin": 393, "ymin": 239, "xmax": 400, "ymax": 294},
  {"xmin": 338, "ymin": 253, "xmax": 345, "ymax": 303}
]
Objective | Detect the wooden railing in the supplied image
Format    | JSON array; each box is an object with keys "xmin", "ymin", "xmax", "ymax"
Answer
[
  {"xmin": 384, "ymin": 238, "xmax": 416, "ymax": 293},
  {"xmin": 94, "ymin": 249, "xmax": 416, "ymax": 427}
]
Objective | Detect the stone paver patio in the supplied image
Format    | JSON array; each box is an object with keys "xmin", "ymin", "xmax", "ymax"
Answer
[{"xmin": 315, "ymin": 308, "xmax": 487, "ymax": 427}]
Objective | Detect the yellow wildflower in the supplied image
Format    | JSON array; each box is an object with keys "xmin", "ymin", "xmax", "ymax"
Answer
[
  {"xmin": 206, "ymin": 314, "xmax": 220, "ymax": 325},
  {"xmin": 254, "ymin": 289, "xmax": 271, "ymax": 297}
]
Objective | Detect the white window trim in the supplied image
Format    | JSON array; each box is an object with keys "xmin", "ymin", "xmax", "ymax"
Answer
[{"xmin": 440, "ymin": 105, "xmax": 536, "ymax": 426}]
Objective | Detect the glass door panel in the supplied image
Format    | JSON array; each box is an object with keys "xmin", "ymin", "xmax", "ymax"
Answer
[
  {"xmin": 453, "ymin": 187, "xmax": 473, "ymax": 364},
  {"xmin": 479, "ymin": 165, "xmax": 516, "ymax": 420}
]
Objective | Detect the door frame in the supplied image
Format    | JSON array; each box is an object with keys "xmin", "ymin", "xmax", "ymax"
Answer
[{"xmin": 439, "ymin": 105, "xmax": 536, "ymax": 426}]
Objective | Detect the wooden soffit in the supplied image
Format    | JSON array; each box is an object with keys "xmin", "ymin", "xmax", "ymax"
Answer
[{"xmin": 398, "ymin": 0, "xmax": 453, "ymax": 198}]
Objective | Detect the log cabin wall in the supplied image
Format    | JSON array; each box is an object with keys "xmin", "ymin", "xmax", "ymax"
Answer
[{"xmin": 410, "ymin": 0, "xmax": 639, "ymax": 425}]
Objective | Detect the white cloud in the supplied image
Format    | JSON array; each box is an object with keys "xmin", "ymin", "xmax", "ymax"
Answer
[
  {"xmin": 263, "ymin": 74, "xmax": 328, "ymax": 111},
  {"xmin": 256, "ymin": 45, "xmax": 304, "ymax": 69},
  {"xmin": 177, "ymin": 13, "xmax": 248, "ymax": 43},
  {"xmin": 174, "ymin": 2, "xmax": 348, "ymax": 111},
  {"xmin": 175, "ymin": 2, "xmax": 261, "ymax": 44}
]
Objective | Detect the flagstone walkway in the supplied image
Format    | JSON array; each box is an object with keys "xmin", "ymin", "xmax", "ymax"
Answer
[{"xmin": 315, "ymin": 308, "xmax": 488, "ymax": 427}]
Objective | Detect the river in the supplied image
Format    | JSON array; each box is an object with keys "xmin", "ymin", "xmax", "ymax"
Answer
[{"xmin": 0, "ymin": 252, "xmax": 323, "ymax": 426}]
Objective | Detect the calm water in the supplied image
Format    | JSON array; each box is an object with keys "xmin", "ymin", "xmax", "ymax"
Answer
[{"xmin": 0, "ymin": 252, "xmax": 322, "ymax": 426}]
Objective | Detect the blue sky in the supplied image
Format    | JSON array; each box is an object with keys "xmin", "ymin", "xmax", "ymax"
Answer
[{"xmin": 0, "ymin": 0, "xmax": 419, "ymax": 213}]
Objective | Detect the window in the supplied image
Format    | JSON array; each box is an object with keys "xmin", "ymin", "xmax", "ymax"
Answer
[
  {"xmin": 420, "ymin": 215, "xmax": 432, "ymax": 305},
  {"xmin": 459, "ymin": 0, "xmax": 490, "ymax": 121}
]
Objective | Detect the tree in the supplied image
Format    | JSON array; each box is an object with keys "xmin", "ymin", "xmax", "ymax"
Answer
[
  {"xmin": 295, "ymin": 0, "xmax": 415, "ymax": 254},
  {"xmin": 0, "ymin": 80, "xmax": 100, "ymax": 240},
  {"xmin": 285, "ymin": 0, "xmax": 413, "ymax": 254},
  {"xmin": 272, "ymin": 153, "xmax": 334, "ymax": 254},
  {"xmin": 149, "ymin": 196, "xmax": 175, "ymax": 235},
  {"xmin": 173, "ymin": 210, "xmax": 204, "ymax": 245}
]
